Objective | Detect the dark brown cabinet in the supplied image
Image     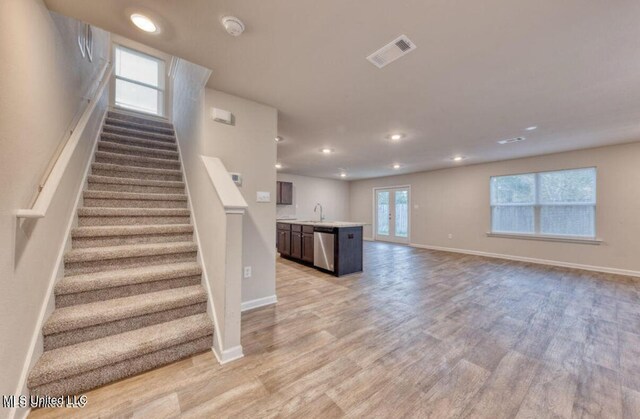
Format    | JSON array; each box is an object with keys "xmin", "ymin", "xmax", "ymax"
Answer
[
  {"xmin": 278, "ymin": 223, "xmax": 313, "ymax": 264},
  {"xmin": 276, "ymin": 181, "xmax": 293, "ymax": 205},
  {"xmin": 291, "ymin": 231, "xmax": 302, "ymax": 259},
  {"xmin": 276, "ymin": 223, "xmax": 291, "ymax": 256}
]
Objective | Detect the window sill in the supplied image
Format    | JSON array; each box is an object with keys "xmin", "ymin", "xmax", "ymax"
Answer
[{"xmin": 486, "ymin": 232, "xmax": 602, "ymax": 245}]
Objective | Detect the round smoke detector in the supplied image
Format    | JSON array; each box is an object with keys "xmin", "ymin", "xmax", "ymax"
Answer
[{"xmin": 222, "ymin": 16, "xmax": 245, "ymax": 36}]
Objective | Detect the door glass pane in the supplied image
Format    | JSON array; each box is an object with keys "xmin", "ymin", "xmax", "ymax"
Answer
[
  {"xmin": 115, "ymin": 78, "xmax": 161, "ymax": 115},
  {"xmin": 395, "ymin": 190, "xmax": 408, "ymax": 237},
  {"xmin": 377, "ymin": 191, "xmax": 389, "ymax": 236}
]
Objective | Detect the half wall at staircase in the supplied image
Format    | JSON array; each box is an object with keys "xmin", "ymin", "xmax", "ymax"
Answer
[{"xmin": 171, "ymin": 58, "xmax": 278, "ymax": 360}]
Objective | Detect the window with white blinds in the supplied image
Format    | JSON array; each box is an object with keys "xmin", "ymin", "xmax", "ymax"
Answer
[
  {"xmin": 490, "ymin": 167, "xmax": 596, "ymax": 238},
  {"xmin": 114, "ymin": 46, "xmax": 165, "ymax": 116}
]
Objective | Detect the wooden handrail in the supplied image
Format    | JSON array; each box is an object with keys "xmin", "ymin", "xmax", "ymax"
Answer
[{"xmin": 16, "ymin": 64, "xmax": 113, "ymax": 219}]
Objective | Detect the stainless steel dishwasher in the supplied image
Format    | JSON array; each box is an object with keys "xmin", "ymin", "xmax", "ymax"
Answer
[{"xmin": 313, "ymin": 227, "xmax": 335, "ymax": 272}]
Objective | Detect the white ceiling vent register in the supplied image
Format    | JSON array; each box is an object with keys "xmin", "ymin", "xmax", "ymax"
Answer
[
  {"xmin": 367, "ymin": 35, "xmax": 417, "ymax": 68},
  {"xmin": 497, "ymin": 137, "xmax": 526, "ymax": 145}
]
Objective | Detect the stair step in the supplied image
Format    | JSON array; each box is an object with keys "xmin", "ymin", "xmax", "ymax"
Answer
[
  {"xmin": 104, "ymin": 117, "xmax": 174, "ymax": 136},
  {"xmin": 87, "ymin": 175, "xmax": 185, "ymax": 195},
  {"xmin": 98, "ymin": 140, "xmax": 179, "ymax": 160},
  {"xmin": 92, "ymin": 163, "xmax": 182, "ymax": 182},
  {"xmin": 28, "ymin": 314, "xmax": 212, "ymax": 396},
  {"xmin": 56, "ymin": 261, "xmax": 201, "ymax": 296},
  {"xmin": 65, "ymin": 241, "xmax": 197, "ymax": 263},
  {"xmin": 101, "ymin": 132, "xmax": 178, "ymax": 151},
  {"xmin": 107, "ymin": 111, "xmax": 173, "ymax": 130},
  {"xmin": 77, "ymin": 207, "xmax": 190, "ymax": 227},
  {"xmin": 64, "ymin": 240, "xmax": 196, "ymax": 275},
  {"xmin": 103, "ymin": 124, "xmax": 176, "ymax": 143},
  {"xmin": 83, "ymin": 191, "xmax": 187, "ymax": 201},
  {"xmin": 55, "ymin": 262, "xmax": 202, "ymax": 307},
  {"xmin": 46, "ymin": 286, "xmax": 206, "ymax": 333},
  {"xmin": 83, "ymin": 190, "xmax": 188, "ymax": 209},
  {"xmin": 94, "ymin": 151, "xmax": 181, "ymax": 170},
  {"xmin": 72, "ymin": 223, "xmax": 194, "ymax": 248},
  {"xmin": 72, "ymin": 224, "xmax": 194, "ymax": 238},
  {"xmin": 43, "ymin": 286, "xmax": 207, "ymax": 349},
  {"xmin": 88, "ymin": 175, "xmax": 184, "ymax": 188}
]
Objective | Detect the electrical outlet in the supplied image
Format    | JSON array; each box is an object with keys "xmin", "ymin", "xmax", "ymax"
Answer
[
  {"xmin": 448, "ymin": 233, "xmax": 453, "ymax": 239},
  {"xmin": 244, "ymin": 266, "xmax": 252, "ymax": 278}
]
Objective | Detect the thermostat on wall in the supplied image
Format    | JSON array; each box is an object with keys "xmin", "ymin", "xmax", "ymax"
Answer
[{"xmin": 230, "ymin": 172, "xmax": 242, "ymax": 186}]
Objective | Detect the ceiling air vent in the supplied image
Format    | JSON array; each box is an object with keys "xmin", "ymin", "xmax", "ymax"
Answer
[
  {"xmin": 497, "ymin": 137, "xmax": 526, "ymax": 145},
  {"xmin": 367, "ymin": 35, "xmax": 417, "ymax": 69}
]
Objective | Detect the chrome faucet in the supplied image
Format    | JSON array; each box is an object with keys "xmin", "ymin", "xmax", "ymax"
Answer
[{"xmin": 314, "ymin": 203, "xmax": 325, "ymax": 222}]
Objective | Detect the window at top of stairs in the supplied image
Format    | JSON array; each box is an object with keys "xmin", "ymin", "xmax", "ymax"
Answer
[{"xmin": 114, "ymin": 45, "xmax": 165, "ymax": 116}]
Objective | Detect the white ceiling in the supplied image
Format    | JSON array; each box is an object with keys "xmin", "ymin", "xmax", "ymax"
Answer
[{"xmin": 46, "ymin": 0, "xmax": 640, "ymax": 180}]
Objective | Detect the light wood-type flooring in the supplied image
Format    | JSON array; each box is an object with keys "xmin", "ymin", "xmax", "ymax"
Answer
[{"xmin": 30, "ymin": 241, "xmax": 640, "ymax": 418}]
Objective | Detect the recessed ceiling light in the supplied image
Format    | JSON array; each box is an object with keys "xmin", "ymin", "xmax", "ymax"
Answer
[
  {"xmin": 452, "ymin": 156, "xmax": 466, "ymax": 162},
  {"xmin": 390, "ymin": 133, "xmax": 403, "ymax": 141},
  {"xmin": 130, "ymin": 14, "xmax": 157, "ymax": 33},
  {"xmin": 275, "ymin": 163, "xmax": 282, "ymax": 169},
  {"xmin": 340, "ymin": 173, "xmax": 347, "ymax": 178},
  {"xmin": 393, "ymin": 164, "xmax": 401, "ymax": 169},
  {"xmin": 321, "ymin": 148, "xmax": 333, "ymax": 154},
  {"xmin": 275, "ymin": 136, "xmax": 283, "ymax": 142},
  {"xmin": 525, "ymin": 126, "xmax": 538, "ymax": 131}
]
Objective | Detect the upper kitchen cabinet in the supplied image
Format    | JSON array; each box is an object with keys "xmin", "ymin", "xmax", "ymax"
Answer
[{"xmin": 277, "ymin": 181, "xmax": 293, "ymax": 205}]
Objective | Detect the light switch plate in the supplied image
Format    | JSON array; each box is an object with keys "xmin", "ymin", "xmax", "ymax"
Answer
[{"xmin": 256, "ymin": 191, "xmax": 271, "ymax": 203}]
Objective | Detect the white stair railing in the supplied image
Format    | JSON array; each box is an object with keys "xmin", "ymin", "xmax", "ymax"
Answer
[{"xmin": 16, "ymin": 63, "xmax": 113, "ymax": 219}]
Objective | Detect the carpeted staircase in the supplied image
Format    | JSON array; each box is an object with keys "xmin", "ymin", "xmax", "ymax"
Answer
[{"xmin": 27, "ymin": 111, "xmax": 213, "ymax": 396}]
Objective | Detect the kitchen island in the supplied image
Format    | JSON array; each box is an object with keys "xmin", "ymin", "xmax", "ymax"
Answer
[{"xmin": 276, "ymin": 221, "xmax": 366, "ymax": 276}]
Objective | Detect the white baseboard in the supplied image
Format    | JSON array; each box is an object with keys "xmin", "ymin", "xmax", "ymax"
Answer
[
  {"xmin": 409, "ymin": 243, "xmax": 640, "ymax": 278},
  {"xmin": 241, "ymin": 295, "xmax": 278, "ymax": 312},
  {"xmin": 212, "ymin": 345, "xmax": 244, "ymax": 364},
  {"xmin": 363, "ymin": 237, "xmax": 374, "ymax": 242}
]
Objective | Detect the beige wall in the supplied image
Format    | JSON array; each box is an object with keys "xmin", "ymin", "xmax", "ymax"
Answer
[
  {"xmin": 276, "ymin": 173, "xmax": 350, "ymax": 221},
  {"xmin": 350, "ymin": 142, "xmax": 640, "ymax": 274},
  {"xmin": 0, "ymin": 0, "xmax": 109, "ymax": 411},
  {"xmin": 203, "ymin": 90, "xmax": 278, "ymax": 303},
  {"xmin": 172, "ymin": 58, "xmax": 247, "ymax": 355},
  {"xmin": 172, "ymin": 63, "xmax": 277, "ymax": 355}
]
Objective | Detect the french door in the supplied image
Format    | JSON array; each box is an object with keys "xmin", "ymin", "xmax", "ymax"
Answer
[{"xmin": 375, "ymin": 187, "xmax": 410, "ymax": 243}]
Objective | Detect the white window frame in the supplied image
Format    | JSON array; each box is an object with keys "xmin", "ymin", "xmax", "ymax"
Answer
[
  {"xmin": 113, "ymin": 45, "xmax": 166, "ymax": 116},
  {"xmin": 488, "ymin": 167, "xmax": 601, "ymax": 244}
]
